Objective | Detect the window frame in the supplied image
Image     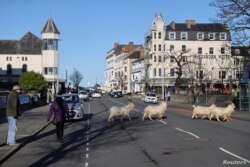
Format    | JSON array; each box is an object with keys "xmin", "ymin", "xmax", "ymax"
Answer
[
  {"xmin": 198, "ymin": 47, "xmax": 202, "ymax": 54},
  {"xmin": 169, "ymin": 32, "xmax": 176, "ymax": 40},
  {"xmin": 158, "ymin": 32, "xmax": 161, "ymax": 39},
  {"xmin": 208, "ymin": 33, "xmax": 215, "ymax": 40},
  {"xmin": 220, "ymin": 32, "xmax": 227, "ymax": 40},
  {"xmin": 197, "ymin": 32, "xmax": 204, "ymax": 40},
  {"xmin": 181, "ymin": 32, "xmax": 188, "ymax": 40},
  {"xmin": 209, "ymin": 47, "xmax": 214, "ymax": 54}
]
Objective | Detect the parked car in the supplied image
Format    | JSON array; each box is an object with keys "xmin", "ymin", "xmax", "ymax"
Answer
[
  {"xmin": 0, "ymin": 89, "xmax": 10, "ymax": 96},
  {"xmin": 59, "ymin": 94, "xmax": 84, "ymax": 120},
  {"xmin": 144, "ymin": 92, "xmax": 158, "ymax": 104},
  {"xmin": 110, "ymin": 91, "xmax": 123, "ymax": 98},
  {"xmin": 79, "ymin": 91, "xmax": 89, "ymax": 101},
  {"xmin": 92, "ymin": 92, "xmax": 101, "ymax": 98}
]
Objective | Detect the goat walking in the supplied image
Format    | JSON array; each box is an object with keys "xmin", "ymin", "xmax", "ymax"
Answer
[
  {"xmin": 142, "ymin": 101, "xmax": 167, "ymax": 121},
  {"xmin": 108, "ymin": 102, "xmax": 135, "ymax": 122}
]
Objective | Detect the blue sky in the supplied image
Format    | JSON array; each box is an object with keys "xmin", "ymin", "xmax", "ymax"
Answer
[{"xmin": 0, "ymin": 0, "xmax": 217, "ymax": 87}]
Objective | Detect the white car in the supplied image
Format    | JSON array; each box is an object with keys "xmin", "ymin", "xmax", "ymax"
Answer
[
  {"xmin": 144, "ymin": 92, "xmax": 158, "ymax": 104},
  {"xmin": 59, "ymin": 94, "xmax": 84, "ymax": 120},
  {"xmin": 92, "ymin": 92, "xmax": 101, "ymax": 98},
  {"xmin": 79, "ymin": 91, "xmax": 89, "ymax": 101}
]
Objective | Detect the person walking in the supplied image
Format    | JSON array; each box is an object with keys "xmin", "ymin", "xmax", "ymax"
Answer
[
  {"xmin": 167, "ymin": 89, "xmax": 171, "ymax": 101},
  {"xmin": 47, "ymin": 96, "xmax": 69, "ymax": 143},
  {"xmin": 6, "ymin": 85, "xmax": 21, "ymax": 145}
]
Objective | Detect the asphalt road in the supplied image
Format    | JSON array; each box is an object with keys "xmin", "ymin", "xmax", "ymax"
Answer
[{"xmin": 1, "ymin": 95, "xmax": 250, "ymax": 167}]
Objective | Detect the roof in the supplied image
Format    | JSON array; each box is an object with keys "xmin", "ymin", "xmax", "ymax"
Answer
[
  {"xmin": 166, "ymin": 23, "xmax": 228, "ymax": 32},
  {"xmin": 165, "ymin": 23, "xmax": 231, "ymax": 41},
  {"xmin": 0, "ymin": 32, "xmax": 42, "ymax": 54},
  {"xmin": 126, "ymin": 50, "xmax": 141, "ymax": 59},
  {"xmin": 41, "ymin": 17, "xmax": 60, "ymax": 34}
]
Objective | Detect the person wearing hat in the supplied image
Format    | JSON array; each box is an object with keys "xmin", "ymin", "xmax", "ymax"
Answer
[{"xmin": 6, "ymin": 85, "xmax": 21, "ymax": 145}]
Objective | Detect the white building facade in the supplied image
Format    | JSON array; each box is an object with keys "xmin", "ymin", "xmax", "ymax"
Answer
[
  {"xmin": 0, "ymin": 17, "xmax": 63, "ymax": 93},
  {"xmin": 104, "ymin": 42, "xmax": 143, "ymax": 93},
  {"xmin": 131, "ymin": 57, "xmax": 145, "ymax": 93},
  {"xmin": 144, "ymin": 14, "xmax": 239, "ymax": 94}
]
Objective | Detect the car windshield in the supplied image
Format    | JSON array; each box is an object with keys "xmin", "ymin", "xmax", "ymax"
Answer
[
  {"xmin": 61, "ymin": 95, "xmax": 80, "ymax": 103},
  {"xmin": 79, "ymin": 92, "xmax": 87, "ymax": 95},
  {"xmin": 146, "ymin": 93, "xmax": 156, "ymax": 97}
]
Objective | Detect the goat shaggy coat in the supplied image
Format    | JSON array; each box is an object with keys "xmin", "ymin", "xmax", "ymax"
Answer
[
  {"xmin": 108, "ymin": 102, "xmax": 135, "ymax": 122},
  {"xmin": 142, "ymin": 101, "xmax": 167, "ymax": 121},
  {"xmin": 192, "ymin": 104, "xmax": 215, "ymax": 119},
  {"xmin": 209, "ymin": 102, "xmax": 235, "ymax": 121}
]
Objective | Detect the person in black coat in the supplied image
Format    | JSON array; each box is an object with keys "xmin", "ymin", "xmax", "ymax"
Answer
[{"xmin": 6, "ymin": 85, "xmax": 21, "ymax": 145}]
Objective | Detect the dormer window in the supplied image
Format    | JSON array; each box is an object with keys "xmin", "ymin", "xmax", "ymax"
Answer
[
  {"xmin": 169, "ymin": 32, "xmax": 176, "ymax": 40},
  {"xmin": 209, "ymin": 33, "xmax": 215, "ymax": 40},
  {"xmin": 181, "ymin": 32, "xmax": 188, "ymax": 40},
  {"xmin": 220, "ymin": 32, "xmax": 227, "ymax": 40},
  {"xmin": 197, "ymin": 32, "xmax": 204, "ymax": 40}
]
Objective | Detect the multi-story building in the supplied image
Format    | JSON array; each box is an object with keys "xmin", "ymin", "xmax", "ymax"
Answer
[
  {"xmin": 104, "ymin": 14, "xmax": 248, "ymax": 95},
  {"xmin": 231, "ymin": 46, "xmax": 250, "ymax": 82},
  {"xmin": 0, "ymin": 17, "xmax": 64, "ymax": 94},
  {"xmin": 105, "ymin": 42, "xmax": 143, "ymax": 93},
  {"xmin": 131, "ymin": 56, "xmax": 145, "ymax": 93},
  {"xmin": 144, "ymin": 14, "xmax": 239, "ymax": 95}
]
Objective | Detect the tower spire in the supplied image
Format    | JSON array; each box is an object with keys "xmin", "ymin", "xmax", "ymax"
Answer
[{"xmin": 41, "ymin": 17, "xmax": 60, "ymax": 34}]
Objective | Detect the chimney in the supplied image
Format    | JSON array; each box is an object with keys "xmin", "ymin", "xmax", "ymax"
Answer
[
  {"xmin": 127, "ymin": 42, "xmax": 134, "ymax": 53},
  {"xmin": 114, "ymin": 42, "xmax": 119, "ymax": 48},
  {"xmin": 170, "ymin": 21, "xmax": 175, "ymax": 29},
  {"xmin": 128, "ymin": 41, "xmax": 134, "ymax": 46},
  {"xmin": 185, "ymin": 20, "xmax": 196, "ymax": 29}
]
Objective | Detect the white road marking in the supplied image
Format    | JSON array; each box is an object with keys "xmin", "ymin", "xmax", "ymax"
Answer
[
  {"xmin": 175, "ymin": 127, "xmax": 200, "ymax": 139},
  {"xmin": 88, "ymin": 103, "xmax": 91, "ymax": 114},
  {"xmin": 219, "ymin": 147, "xmax": 250, "ymax": 164},
  {"xmin": 17, "ymin": 134, "xmax": 30, "ymax": 137},
  {"xmin": 158, "ymin": 120, "xmax": 167, "ymax": 124},
  {"xmin": 85, "ymin": 103, "xmax": 91, "ymax": 166}
]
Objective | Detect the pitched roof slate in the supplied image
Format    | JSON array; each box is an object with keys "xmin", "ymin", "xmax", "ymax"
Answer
[
  {"xmin": 0, "ymin": 32, "xmax": 42, "ymax": 54},
  {"xmin": 165, "ymin": 23, "xmax": 231, "ymax": 40},
  {"xmin": 166, "ymin": 23, "xmax": 228, "ymax": 32}
]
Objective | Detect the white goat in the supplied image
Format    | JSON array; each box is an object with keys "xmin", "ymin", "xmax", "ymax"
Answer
[
  {"xmin": 108, "ymin": 102, "xmax": 135, "ymax": 122},
  {"xmin": 192, "ymin": 104, "xmax": 215, "ymax": 119},
  {"xmin": 209, "ymin": 102, "xmax": 235, "ymax": 121},
  {"xmin": 142, "ymin": 101, "xmax": 167, "ymax": 121}
]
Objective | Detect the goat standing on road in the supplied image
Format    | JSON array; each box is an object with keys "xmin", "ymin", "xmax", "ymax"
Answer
[{"xmin": 108, "ymin": 101, "xmax": 135, "ymax": 122}]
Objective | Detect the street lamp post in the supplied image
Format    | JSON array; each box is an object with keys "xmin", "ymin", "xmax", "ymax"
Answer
[
  {"xmin": 162, "ymin": 59, "xmax": 165, "ymax": 100},
  {"xmin": 205, "ymin": 84, "xmax": 208, "ymax": 106}
]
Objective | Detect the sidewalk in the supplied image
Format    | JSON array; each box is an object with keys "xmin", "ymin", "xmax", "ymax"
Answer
[{"xmin": 0, "ymin": 104, "xmax": 51, "ymax": 165}]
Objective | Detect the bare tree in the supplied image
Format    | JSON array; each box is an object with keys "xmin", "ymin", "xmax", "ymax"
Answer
[
  {"xmin": 184, "ymin": 54, "xmax": 215, "ymax": 103},
  {"xmin": 69, "ymin": 68, "xmax": 83, "ymax": 91},
  {"xmin": 166, "ymin": 49, "xmax": 193, "ymax": 94},
  {"xmin": 210, "ymin": 0, "xmax": 250, "ymax": 45},
  {"xmin": 214, "ymin": 54, "xmax": 234, "ymax": 93}
]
